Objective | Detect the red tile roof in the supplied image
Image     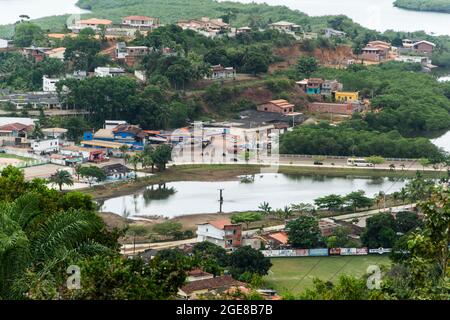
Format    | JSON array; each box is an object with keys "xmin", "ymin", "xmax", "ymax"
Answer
[
  {"xmin": 180, "ymin": 275, "xmax": 246, "ymax": 295},
  {"xmin": 123, "ymin": 16, "xmax": 153, "ymax": 21},
  {"xmin": 208, "ymin": 219, "xmax": 233, "ymax": 230},
  {"xmin": 187, "ymin": 268, "xmax": 213, "ymax": 277},
  {"xmin": 0, "ymin": 123, "xmax": 32, "ymax": 132},
  {"xmin": 268, "ymin": 232, "xmax": 289, "ymax": 245}
]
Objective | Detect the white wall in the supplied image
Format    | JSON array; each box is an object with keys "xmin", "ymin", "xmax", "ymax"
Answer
[{"xmin": 196, "ymin": 224, "xmax": 224, "ymax": 241}]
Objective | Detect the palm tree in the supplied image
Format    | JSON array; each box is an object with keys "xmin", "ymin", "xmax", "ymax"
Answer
[
  {"xmin": 49, "ymin": 170, "xmax": 74, "ymax": 191},
  {"xmin": 119, "ymin": 145, "xmax": 129, "ymax": 164},
  {"xmin": 126, "ymin": 154, "xmax": 142, "ymax": 181},
  {"xmin": 0, "ymin": 193, "xmax": 108, "ymax": 299},
  {"xmin": 258, "ymin": 202, "xmax": 272, "ymax": 216}
]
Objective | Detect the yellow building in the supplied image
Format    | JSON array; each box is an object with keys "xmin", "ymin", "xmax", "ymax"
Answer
[{"xmin": 335, "ymin": 92, "xmax": 359, "ymax": 102}]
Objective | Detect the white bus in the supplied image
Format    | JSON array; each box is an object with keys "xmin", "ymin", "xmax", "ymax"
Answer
[{"xmin": 347, "ymin": 158, "xmax": 374, "ymax": 167}]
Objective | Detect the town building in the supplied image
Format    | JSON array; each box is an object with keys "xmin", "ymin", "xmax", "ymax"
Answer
[
  {"xmin": 178, "ymin": 275, "xmax": 247, "ymax": 300},
  {"xmin": 69, "ymin": 18, "xmax": 113, "ymax": 33},
  {"xmin": 102, "ymin": 163, "xmax": 133, "ymax": 180},
  {"xmin": 42, "ymin": 128, "xmax": 68, "ymax": 140},
  {"xmin": 324, "ymin": 28, "xmax": 346, "ymax": 38},
  {"xmin": 257, "ymin": 99, "xmax": 295, "ymax": 114},
  {"xmin": 0, "ymin": 122, "xmax": 33, "ymax": 146},
  {"xmin": 94, "ymin": 67, "xmax": 126, "ymax": 77},
  {"xmin": 308, "ymin": 101, "xmax": 366, "ymax": 115},
  {"xmin": 269, "ymin": 21, "xmax": 301, "ymax": 33},
  {"xmin": 0, "ymin": 39, "xmax": 13, "ymax": 49},
  {"xmin": 321, "ymin": 80, "xmax": 344, "ymax": 96},
  {"xmin": 395, "ymin": 55, "xmax": 436, "ymax": 72},
  {"xmin": 43, "ymin": 75, "xmax": 61, "ymax": 92},
  {"xmin": 22, "ymin": 46, "xmax": 50, "ymax": 63},
  {"xmin": 196, "ymin": 219, "xmax": 242, "ymax": 250},
  {"xmin": 186, "ymin": 269, "xmax": 214, "ymax": 282},
  {"xmin": 207, "ymin": 64, "xmax": 236, "ymax": 80},
  {"xmin": 360, "ymin": 40, "xmax": 391, "ymax": 62},
  {"xmin": 84, "ymin": 122, "xmax": 147, "ymax": 150},
  {"xmin": 122, "ymin": 16, "xmax": 160, "ymax": 28},
  {"xmin": 236, "ymin": 26, "xmax": 252, "ymax": 34},
  {"xmin": 334, "ymin": 91, "xmax": 359, "ymax": 102},
  {"xmin": 411, "ymin": 40, "xmax": 436, "ymax": 55},
  {"xmin": 296, "ymin": 78, "xmax": 343, "ymax": 96},
  {"xmin": 44, "ymin": 47, "xmax": 66, "ymax": 61},
  {"xmin": 31, "ymin": 139, "xmax": 59, "ymax": 154},
  {"xmin": 177, "ymin": 17, "xmax": 230, "ymax": 37},
  {"xmin": 0, "ymin": 92, "xmax": 62, "ymax": 110},
  {"xmin": 116, "ymin": 43, "xmax": 150, "ymax": 66}
]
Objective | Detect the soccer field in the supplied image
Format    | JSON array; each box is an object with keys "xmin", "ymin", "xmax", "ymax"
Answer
[{"xmin": 264, "ymin": 255, "xmax": 391, "ymax": 295}]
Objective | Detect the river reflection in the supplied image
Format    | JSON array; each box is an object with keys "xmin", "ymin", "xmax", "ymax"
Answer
[{"xmin": 99, "ymin": 173, "xmax": 408, "ymax": 218}]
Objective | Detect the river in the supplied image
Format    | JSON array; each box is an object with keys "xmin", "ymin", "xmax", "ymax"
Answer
[
  {"xmin": 0, "ymin": 0, "xmax": 86, "ymax": 24},
  {"xmin": 98, "ymin": 174, "xmax": 407, "ymax": 217},
  {"xmin": 232, "ymin": 0, "xmax": 450, "ymax": 36}
]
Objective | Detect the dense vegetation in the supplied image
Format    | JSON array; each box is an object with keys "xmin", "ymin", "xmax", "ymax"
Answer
[
  {"xmin": 281, "ymin": 61, "xmax": 450, "ymax": 158},
  {"xmin": 394, "ymin": 0, "xmax": 450, "ymax": 13}
]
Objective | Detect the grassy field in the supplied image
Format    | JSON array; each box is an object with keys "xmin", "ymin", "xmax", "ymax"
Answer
[{"xmin": 264, "ymin": 255, "xmax": 391, "ymax": 295}]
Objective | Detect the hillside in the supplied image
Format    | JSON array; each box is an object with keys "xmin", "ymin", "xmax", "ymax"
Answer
[
  {"xmin": 0, "ymin": 0, "xmax": 358, "ymax": 38},
  {"xmin": 394, "ymin": 0, "xmax": 450, "ymax": 13}
]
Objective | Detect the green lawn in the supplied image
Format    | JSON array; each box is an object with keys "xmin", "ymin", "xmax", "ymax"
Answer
[{"xmin": 264, "ymin": 255, "xmax": 391, "ymax": 295}]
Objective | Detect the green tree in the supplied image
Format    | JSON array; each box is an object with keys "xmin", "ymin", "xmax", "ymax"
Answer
[
  {"xmin": 14, "ymin": 22, "xmax": 45, "ymax": 47},
  {"xmin": 79, "ymin": 166, "xmax": 107, "ymax": 186},
  {"xmin": 344, "ymin": 190, "xmax": 374, "ymax": 212},
  {"xmin": 231, "ymin": 212, "xmax": 262, "ymax": 229},
  {"xmin": 314, "ymin": 194, "xmax": 344, "ymax": 211},
  {"xmin": 286, "ymin": 216, "xmax": 323, "ymax": 248},
  {"xmin": 0, "ymin": 193, "xmax": 109, "ymax": 299},
  {"xmin": 229, "ymin": 246, "xmax": 272, "ymax": 280},
  {"xmin": 152, "ymin": 144, "xmax": 172, "ymax": 171},
  {"xmin": 361, "ymin": 213, "xmax": 397, "ymax": 248},
  {"xmin": 297, "ymin": 56, "xmax": 319, "ymax": 77},
  {"xmin": 48, "ymin": 170, "xmax": 74, "ymax": 191},
  {"xmin": 366, "ymin": 156, "xmax": 385, "ymax": 168},
  {"xmin": 395, "ymin": 211, "xmax": 422, "ymax": 234}
]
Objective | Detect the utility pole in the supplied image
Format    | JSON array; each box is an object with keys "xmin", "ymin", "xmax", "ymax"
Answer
[{"xmin": 218, "ymin": 188, "xmax": 224, "ymax": 213}]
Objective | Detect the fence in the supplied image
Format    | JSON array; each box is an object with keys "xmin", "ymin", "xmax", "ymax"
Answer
[
  {"xmin": 0, "ymin": 149, "xmax": 49, "ymax": 171},
  {"xmin": 261, "ymin": 247, "xmax": 392, "ymax": 258},
  {"xmin": 279, "ymin": 154, "xmax": 417, "ymax": 162}
]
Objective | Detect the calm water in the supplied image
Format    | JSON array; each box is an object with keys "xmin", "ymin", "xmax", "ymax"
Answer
[
  {"xmin": 232, "ymin": 0, "xmax": 450, "ymax": 35},
  {"xmin": 0, "ymin": 0, "xmax": 87, "ymax": 24},
  {"xmin": 99, "ymin": 174, "xmax": 407, "ymax": 217}
]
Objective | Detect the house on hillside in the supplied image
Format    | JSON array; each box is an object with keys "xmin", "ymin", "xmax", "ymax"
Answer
[
  {"xmin": 122, "ymin": 16, "xmax": 160, "ymax": 28},
  {"xmin": 360, "ymin": 40, "xmax": 391, "ymax": 62},
  {"xmin": 43, "ymin": 75, "xmax": 61, "ymax": 92},
  {"xmin": 257, "ymin": 99, "xmax": 295, "ymax": 114},
  {"xmin": 22, "ymin": 46, "xmax": 50, "ymax": 63},
  {"xmin": 412, "ymin": 40, "xmax": 436, "ymax": 55},
  {"xmin": 177, "ymin": 17, "xmax": 230, "ymax": 37},
  {"xmin": 324, "ymin": 28, "xmax": 346, "ymax": 38},
  {"xmin": 308, "ymin": 101, "xmax": 366, "ymax": 115},
  {"xmin": 44, "ymin": 47, "xmax": 66, "ymax": 61},
  {"xmin": 196, "ymin": 219, "xmax": 242, "ymax": 250},
  {"xmin": 207, "ymin": 64, "xmax": 236, "ymax": 80},
  {"xmin": 94, "ymin": 67, "xmax": 126, "ymax": 77},
  {"xmin": 269, "ymin": 21, "xmax": 301, "ymax": 33},
  {"xmin": 69, "ymin": 18, "xmax": 113, "ymax": 33},
  {"xmin": 334, "ymin": 91, "xmax": 359, "ymax": 103}
]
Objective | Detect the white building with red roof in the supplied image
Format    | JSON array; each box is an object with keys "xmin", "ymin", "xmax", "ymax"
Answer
[
  {"xmin": 122, "ymin": 16, "xmax": 160, "ymax": 28},
  {"xmin": 196, "ymin": 219, "xmax": 242, "ymax": 250}
]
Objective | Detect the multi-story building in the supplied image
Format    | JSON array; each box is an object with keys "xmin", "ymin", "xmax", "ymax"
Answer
[
  {"xmin": 196, "ymin": 219, "xmax": 242, "ymax": 250},
  {"xmin": 122, "ymin": 16, "xmax": 160, "ymax": 28},
  {"xmin": 269, "ymin": 21, "xmax": 301, "ymax": 33},
  {"xmin": 43, "ymin": 75, "xmax": 61, "ymax": 92}
]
